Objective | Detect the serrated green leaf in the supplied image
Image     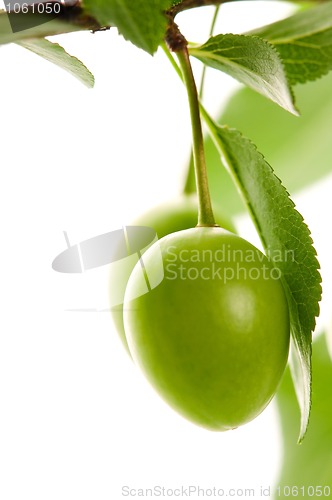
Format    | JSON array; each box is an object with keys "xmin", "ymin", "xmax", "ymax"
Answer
[
  {"xmin": 276, "ymin": 334, "xmax": 332, "ymax": 492},
  {"xmin": 249, "ymin": 2, "xmax": 332, "ymax": 84},
  {"xmin": 190, "ymin": 34, "xmax": 298, "ymax": 115},
  {"xmin": 202, "ymin": 118, "xmax": 321, "ymax": 440},
  {"xmin": 0, "ymin": 8, "xmax": 88, "ymax": 45},
  {"xmin": 82, "ymin": 0, "xmax": 171, "ymax": 54},
  {"xmin": 17, "ymin": 38, "xmax": 94, "ymax": 88}
]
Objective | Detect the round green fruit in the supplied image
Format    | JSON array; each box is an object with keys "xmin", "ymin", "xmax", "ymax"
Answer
[
  {"xmin": 110, "ymin": 196, "xmax": 234, "ymax": 354},
  {"xmin": 123, "ymin": 227, "xmax": 290, "ymax": 431}
]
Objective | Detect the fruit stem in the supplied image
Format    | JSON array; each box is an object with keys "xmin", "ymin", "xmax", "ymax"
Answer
[
  {"xmin": 177, "ymin": 49, "xmax": 216, "ymax": 226},
  {"xmin": 165, "ymin": 25, "xmax": 216, "ymax": 227},
  {"xmin": 162, "ymin": 44, "xmax": 224, "ymax": 165},
  {"xmin": 182, "ymin": 5, "xmax": 220, "ymax": 197}
]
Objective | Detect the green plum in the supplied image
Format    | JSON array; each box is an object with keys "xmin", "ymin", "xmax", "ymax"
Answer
[
  {"xmin": 110, "ymin": 195, "xmax": 234, "ymax": 353},
  {"xmin": 123, "ymin": 227, "xmax": 290, "ymax": 431}
]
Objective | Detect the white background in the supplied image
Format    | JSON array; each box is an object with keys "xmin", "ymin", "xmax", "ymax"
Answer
[{"xmin": 0, "ymin": 2, "xmax": 332, "ymax": 499}]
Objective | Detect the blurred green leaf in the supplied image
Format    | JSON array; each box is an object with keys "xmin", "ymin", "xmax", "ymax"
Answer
[
  {"xmin": 82, "ymin": 0, "xmax": 171, "ymax": 54},
  {"xmin": 200, "ymin": 71, "xmax": 332, "ymax": 216},
  {"xmin": 0, "ymin": 8, "xmax": 92, "ymax": 45},
  {"xmin": 190, "ymin": 34, "xmax": 298, "ymax": 114},
  {"xmin": 249, "ymin": 1, "xmax": 332, "ymax": 84},
  {"xmin": 202, "ymin": 119, "xmax": 321, "ymax": 440},
  {"xmin": 18, "ymin": 38, "xmax": 94, "ymax": 88},
  {"xmin": 276, "ymin": 334, "xmax": 332, "ymax": 495}
]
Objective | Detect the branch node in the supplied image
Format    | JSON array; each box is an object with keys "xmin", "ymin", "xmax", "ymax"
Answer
[{"xmin": 165, "ymin": 19, "xmax": 188, "ymax": 52}]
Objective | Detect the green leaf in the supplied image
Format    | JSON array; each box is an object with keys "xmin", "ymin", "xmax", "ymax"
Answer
[
  {"xmin": 0, "ymin": 8, "xmax": 89, "ymax": 45},
  {"xmin": 17, "ymin": 38, "xmax": 94, "ymax": 88},
  {"xmin": 221, "ymin": 72, "xmax": 332, "ymax": 195},
  {"xmin": 249, "ymin": 2, "xmax": 332, "ymax": 84},
  {"xmin": 276, "ymin": 334, "xmax": 332, "ymax": 492},
  {"xmin": 203, "ymin": 118, "xmax": 321, "ymax": 440},
  {"xmin": 180, "ymin": 35, "xmax": 332, "ymax": 222},
  {"xmin": 190, "ymin": 34, "xmax": 298, "ymax": 115},
  {"xmin": 82, "ymin": 0, "xmax": 171, "ymax": 54}
]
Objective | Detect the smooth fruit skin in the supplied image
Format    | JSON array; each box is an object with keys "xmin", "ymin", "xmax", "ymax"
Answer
[
  {"xmin": 110, "ymin": 196, "xmax": 234, "ymax": 354},
  {"xmin": 124, "ymin": 227, "xmax": 290, "ymax": 431}
]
